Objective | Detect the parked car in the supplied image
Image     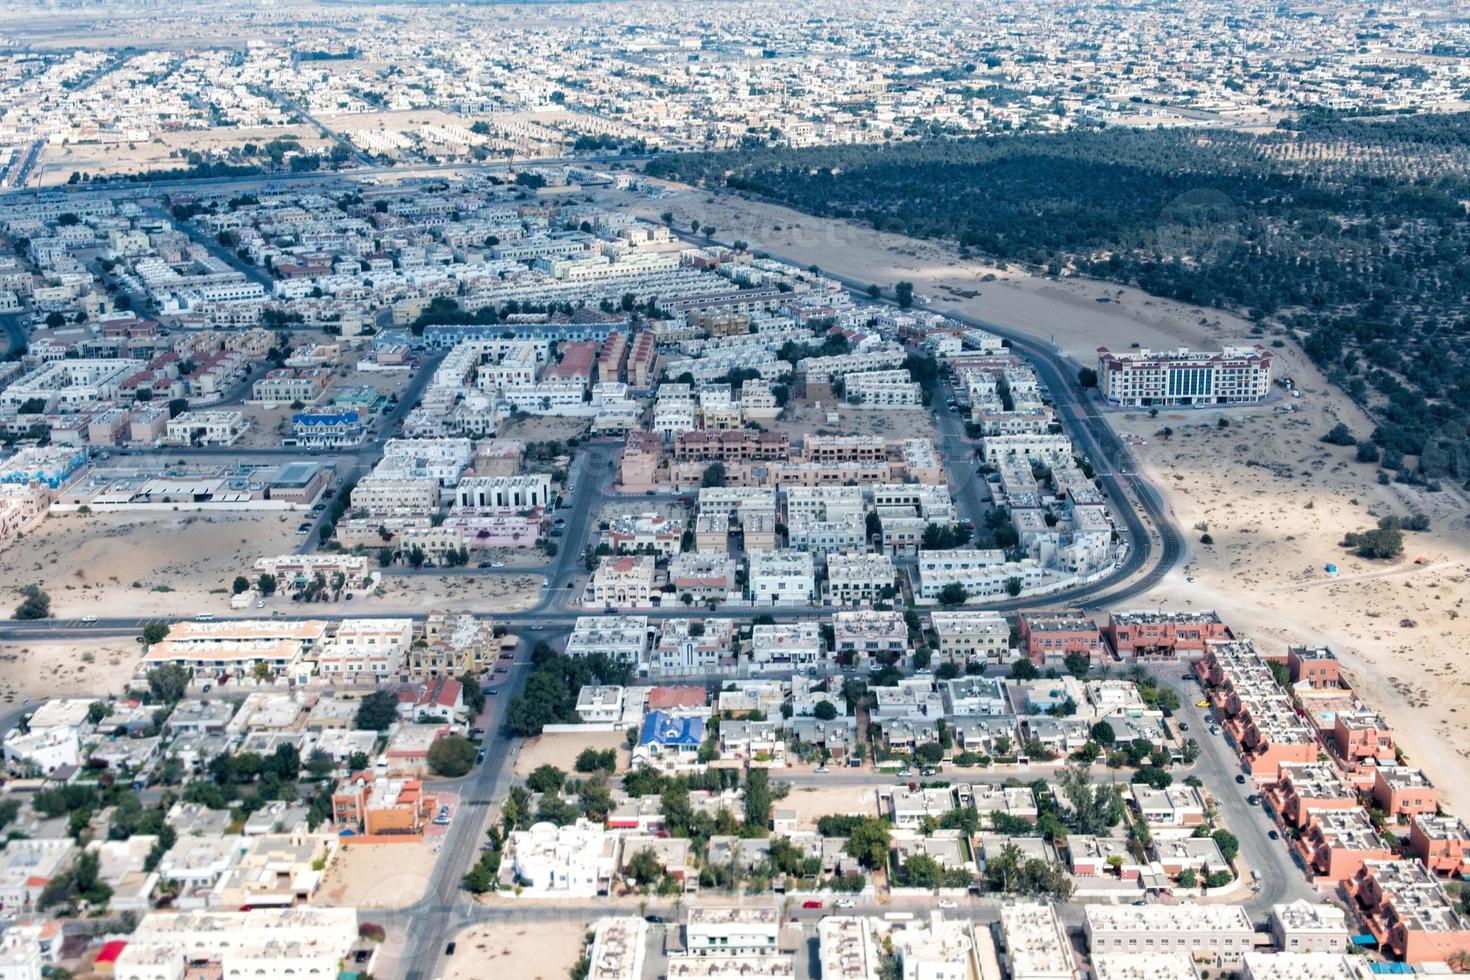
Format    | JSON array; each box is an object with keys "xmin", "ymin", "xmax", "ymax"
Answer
[
  {"xmin": 814, "ymin": 766, "xmax": 829, "ymax": 774},
  {"xmin": 937, "ymin": 899, "xmax": 957, "ymax": 909},
  {"xmin": 1235, "ymin": 774, "xmax": 1247, "ymax": 784},
  {"xmin": 802, "ymin": 901, "xmax": 823, "ymax": 909},
  {"xmin": 835, "ymin": 899, "xmax": 855, "ymax": 909},
  {"xmin": 644, "ymin": 915, "xmax": 665, "ymax": 924}
]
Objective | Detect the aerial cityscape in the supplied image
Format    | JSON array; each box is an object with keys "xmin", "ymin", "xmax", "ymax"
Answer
[{"xmin": 0, "ymin": 1, "xmax": 1468, "ymax": 979}]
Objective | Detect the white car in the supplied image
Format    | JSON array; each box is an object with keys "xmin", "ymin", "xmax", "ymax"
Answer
[
  {"xmin": 835, "ymin": 899, "xmax": 855, "ymax": 909},
  {"xmin": 492, "ymin": 561, "xmax": 506, "ymax": 568},
  {"xmin": 814, "ymin": 766, "xmax": 829, "ymax": 774},
  {"xmin": 81, "ymin": 614, "xmax": 97, "ymax": 624},
  {"xmin": 937, "ymin": 899, "xmax": 957, "ymax": 909}
]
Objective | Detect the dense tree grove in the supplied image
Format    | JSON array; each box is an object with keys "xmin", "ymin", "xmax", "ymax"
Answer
[{"xmin": 648, "ymin": 112, "xmax": 1470, "ymax": 486}]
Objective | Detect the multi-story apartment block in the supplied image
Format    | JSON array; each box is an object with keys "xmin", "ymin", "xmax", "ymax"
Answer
[
  {"xmin": 1298, "ymin": 807, "xmax": 1395, "ymax": 885},
  {"xmin": 314, "ymin": 618, "xmax": 413, "ymax": 684},
  {"xmin": 826, "ymin": 552, "xmax": 895, "ymax": 606},
  {"xmin": 1084, "ymin": 905, "xmax": 1256, "ymax": 967},
  {"xmin": 929, "ymin": 611, "xmax": 1010, "ymax": 666},
  {"xmin": 1017, "ymin": 610, "xmax": 1104, "ymax": 666},
  {"xmin": 1347, "ymin": 860, "xmax": 1470, "ymax": 964},
  {"xmin": 788, "ymin": 513, "xmax": 866, "ymax": 556},
  {"xmin": 747, "ymin": 550, "xmax": 815, "ymax": 605},
  {"xmin": 1269, "ymin": 901, "xmax": 1350, "ymax": 954},
  {"xmin": 1287, "ymin": 645, "xmax": 1343, "ymax": 690},
  {"xmin": 1096, "ymin": 346, "xmax": 1272, "ymax": 407},
  {"xmin": 566, "ymin": 616, "xmax": 650, "ymax": 666},
  {"xmin": 1408, "ymin": 814, "xmax": 1470, "ymax": 878},
  {"xmin": 454, "ymin": 473, "xmax": 552, "ymax": 509},
  {"xmin": 1270, "ymin": 763, "xmax": 1360, "ymax": 829},
  {"xmin": 1106, "ymin": 610, "xmax": 1231, "ymax": 660}
]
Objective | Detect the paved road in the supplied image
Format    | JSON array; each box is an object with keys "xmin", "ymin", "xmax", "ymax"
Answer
[{"xmin": 1159, "ymin": 672, "xmax": 1318, "ymax": 915}]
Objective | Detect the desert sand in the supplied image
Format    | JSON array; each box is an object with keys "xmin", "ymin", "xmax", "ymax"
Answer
[
  {"xmin": 0, "ymin": 637, "xmax": 140, "ymax": 706},
  {"xmin": 443, "ymin": 919, "xmax": 592, "ymax": 980},
  {"xmin": 318, "ymin": 841, "xmax": 437, "ymax": 909},
  {"xmin": 610, "ymin": 179, "xmax": 1470, "ymax": 813},
  {"xmin": 773, "ymin": 401, "xmax": 943, "ymax": 443},
  {"xmin": 777, "ymin": 784, "xmax": 880, "ymax": 831},
  {"xmin": 512, "ymin": 730, "xmax": 631, "ymax": 778}
]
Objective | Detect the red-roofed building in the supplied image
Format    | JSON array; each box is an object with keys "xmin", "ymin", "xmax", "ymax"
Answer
[
  {"xmin": 646, "ymin": 685, "xmax": 708, "ymax": 713},
  {"xmin": 544, "ymin": 341, "xmax": 599, "ymax": 384}
]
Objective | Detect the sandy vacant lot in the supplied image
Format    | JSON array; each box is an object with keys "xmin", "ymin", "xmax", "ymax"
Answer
[
  {"xmin": 2, "ymin": 511, "xmax": 302, "ymax": 618},
  {"xmin": 379, "ymin": 573, "xmax": 543, "ymax": 615},
  {"xmin": 774, "ymin": 400, "xmax": 943, "ymax": 443},
  {"xmin": 0, "ymin": 637, "xmax": 140, "ymax": 704},
  {"xmin": 31, "ymin": 125, "xmax": 329, "ymax": 188},
  {"xmin": 318, "ymin": 841, "xmax": 437, "ymax": 910},
  {"xmin": 513, "ymin": 730, "xmax": 631, "ymax": 779},
  {"xmin": 497, "ymin": 416, "xmax": 591, "ymax": 444},
  {"xmin": 777, "ymin": 784, "xmax": 880, "ymax": 832},
  {"xmin": 443, "ymin": 919, "xmax": 592, "ymax": 980}
]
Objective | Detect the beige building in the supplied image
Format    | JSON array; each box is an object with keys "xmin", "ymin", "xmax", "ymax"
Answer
[
  {"xmin": 930, "ymin": 611, "xmax": 1011, "ymax": 666},
  {"xmin": 590, "ymin": 555, "xmax": 658, "ymax": 609}
]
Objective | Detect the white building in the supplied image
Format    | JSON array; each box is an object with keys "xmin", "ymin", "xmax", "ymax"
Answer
[
  {"xmin": 509, "ymin": 821, "xmax": 619, "ymax": 896},
  {"xmin": 1000, "ymin": 903, "xmax": 1076, "ymax": 980},
  {"xmin": 1084, "ymin": 905, "xmax": 1256, "ymax": 967},
  {"xmin": 1097, "ymin": 346, "xmax": 1272, "ymax": 407},
  {"xmin": 827, "ymin": 552, "xmax": 896, "ymax": 606},
  {"xmin": 685, "ymin": 903, "xmax": 781, "ymax": 957},
  {"xmin": 748, "ymin": 550, "xmax": 815, "ymax": 605}
]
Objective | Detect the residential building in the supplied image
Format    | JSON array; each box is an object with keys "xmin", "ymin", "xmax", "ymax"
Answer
[
  {"xmin": 1095, "ymin": 346, "xmax": 1272, "ymax": 407},
  {"xmin": 930, "ymin": 611, "xmax": 1010, "ymax": 666},
  {"xmin": 747, "ymin": 550, "xmax": 815, "ymax": 605},
  {"xmin": 1269, "ymin": 901, "xmax": 1350, "ymax": 954},
  {"xmin": 590, "ymin": 555, "xmax": 658, "ymax": 609},
  {"xmin": 1347, "ymin": 859, "xmax": 1470, "ymax": 964},
  {"xmin": 1084, "ymin": 905, "xmax": 1256, "ymax": 966},
  {"xmin": 827, "ymin": 552, "xmax": 895, "ymax": 605},
  {"xmin": 684, "ymin": 903, "xmax": 781, "ymax": 957}
]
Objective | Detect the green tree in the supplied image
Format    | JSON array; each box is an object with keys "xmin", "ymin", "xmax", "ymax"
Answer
[
  {"xmin": 937, "ymin": 582, "xmax": 968, "ymax": 607},
  {"xmin": 526, "ymin": 764, "xmax": 566, "ymax": 794},
  {"xmin": 355, "ymin": 690, "xmax": 398, "ymax": 731},
  {"xmin": 146, "ymin": 664, "xmax": 191, "ymax": 704},
  {"xmin": 895, "ymin": 280, "xmax": 914, "ymax": 308},
  {"xmin": 743, "ymin": 768, "xmax": 772, "ymax": 833},
  {"xmin": 1211, "ymin": 829, "xmax": 1240, "ymax": 863},
  {"xmin": 813, "ymin": 700, "xmax": 839, "ymax": 721},
  {"xmin": 13, "ymin": 584, "xmax": 50, "ymax": 620},
  {"xmin": 257, "ymin": 573, "xmax": 278, "ymax": 596},
  {"xmin": 625, "ymin": 847, "xmax": 663, "ymax": 887},
  {"xmin": 844, "ymin": 817, "xmax": 892, "ymax": 870},
  {"xmin": 428, "ymin": 736, "xmax": 478, "ymax": 777},
  {"xmin": 232, "ymin": 575, "xmax": 251, "ymax": 595},
  {"xmin": 142, "ymin": 623, "xmax": 170, "ymax": 646}
]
